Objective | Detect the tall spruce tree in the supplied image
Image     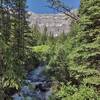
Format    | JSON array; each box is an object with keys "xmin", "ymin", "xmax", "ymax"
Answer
[
  {"xmin": 13, "ymin": 0, "xmax": 28, "ymax": 61},
  {"xmin": 0, "ymin": 0, "xmax": 29, "ymax": 98},
  {"xmin": 49, "ymin": 0, "xmax": 100, "ymax": 99},
  {"xmin": 67, "ymin": 0, "xmax": 100, "ymax": 89}
]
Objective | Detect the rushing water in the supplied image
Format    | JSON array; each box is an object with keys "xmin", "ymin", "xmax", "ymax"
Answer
[{"xmin": 12, "ymin": 65, "xmax": 52, "ymax": 100}]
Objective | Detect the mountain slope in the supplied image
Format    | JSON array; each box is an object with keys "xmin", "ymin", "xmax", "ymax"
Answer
[{"xmin": 29, "ymin": 12, "xmax": 73, "ymax": 36}]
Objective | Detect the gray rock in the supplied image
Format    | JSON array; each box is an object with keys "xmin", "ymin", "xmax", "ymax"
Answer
[
  {"xmin": 21, "ymin": 86, "xmax": 31, "ymax": 95},
  {"xmin": 28, "ymin": 12, "xmax": 73, "ymax": 36},
  {"xmin": 12, "ymin": 93, "xmax": 24, "ymax": 100}
]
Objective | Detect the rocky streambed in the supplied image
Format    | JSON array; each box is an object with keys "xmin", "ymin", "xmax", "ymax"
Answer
[{"xmin": 12, "ymin": 65, "xmax": 52, "ymax": 100}]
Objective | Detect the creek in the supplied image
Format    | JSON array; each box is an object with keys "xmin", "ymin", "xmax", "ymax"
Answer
[{"xmin": 12, "ymin": 65, "xmax": 52, "ymax": 100}]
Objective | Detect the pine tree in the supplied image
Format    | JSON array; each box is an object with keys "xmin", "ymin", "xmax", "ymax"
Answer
[
  {"xmin": 0, "ymin": 0, "xmax": 29, "ymax": 98},
  {"xmin": 0, "ymin": 0, "xmax": 14, "ymax": 98},
  {"xmin": 67, "ymin": 0, "xmax": 100, "ymax": 88}
]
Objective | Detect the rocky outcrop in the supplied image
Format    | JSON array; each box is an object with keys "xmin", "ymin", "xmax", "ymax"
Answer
[{"xmin": 28, "ymin": 12, "xmax": 72, "ymax": 36}]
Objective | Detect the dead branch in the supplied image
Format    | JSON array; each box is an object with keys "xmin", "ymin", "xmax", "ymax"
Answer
[{"xmin": 47, "ymin": 0, "xmax": 80, "ymax": 21}]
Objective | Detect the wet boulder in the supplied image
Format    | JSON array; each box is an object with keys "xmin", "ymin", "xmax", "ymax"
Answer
[
  {"xmin": 4, "ymin": 87, "xmax": 18, "ymax": 97},
  {"xmin": 12, "ymin": 93, "xmax": 24, "ymax": 100},
  {"xmin": 35, "ymin": 83, "xmax": 50, "ymax": 92},
  {"xmin": 21, "ymin": 86, "xmax": 32, "ymax": 96}
]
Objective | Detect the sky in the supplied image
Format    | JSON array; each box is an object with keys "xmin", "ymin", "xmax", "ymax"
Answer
[{"xmin": 27, "ymin": 0, "xmax": 80, "ymax": 13}]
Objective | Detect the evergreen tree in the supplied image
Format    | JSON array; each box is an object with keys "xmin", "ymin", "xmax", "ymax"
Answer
[
  {"xmin": 31, "ymin": 24, "xmax": 42, "ymax": 45},
  {"xmin": 67, "ymin": 0, "xmax": 100, "ymax": 89},
  {"xmin": 13, "ymin": 0, "xmax": 28, "ymax": 61},
  {"xmin": 57, "ymin": 31, "xmax": 66, "ymax": 43},
  {"xmin": 0, "ymin": 0, "xmax": 29, "ymax": 98},
  {"xmin": 49, "ymin": 0, "xmax": 100, "ymax": 99}
]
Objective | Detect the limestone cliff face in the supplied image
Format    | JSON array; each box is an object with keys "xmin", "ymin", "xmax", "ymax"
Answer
[{"xmin": 29, "ymin": 12, "xmax": 72, "ymax": 36}]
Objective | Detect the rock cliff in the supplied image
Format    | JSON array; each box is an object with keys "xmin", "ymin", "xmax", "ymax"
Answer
[{"xmin": 29, "ymin": 12, "xmax": 73, "ymax": 36}]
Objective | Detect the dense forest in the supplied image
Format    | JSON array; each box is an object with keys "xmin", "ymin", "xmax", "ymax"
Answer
[{"xmin": 0, "ymin": 0, "xmax": 100, "ymax": 100}]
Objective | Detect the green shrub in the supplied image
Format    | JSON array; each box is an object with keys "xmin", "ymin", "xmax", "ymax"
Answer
[
  {"xmin": 46, "ymin": 44, "xmax": 70, "ymax": 82},
  {"xmin": 50, "ymin": 83, "xmax": 99, "ymax": 100}
]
